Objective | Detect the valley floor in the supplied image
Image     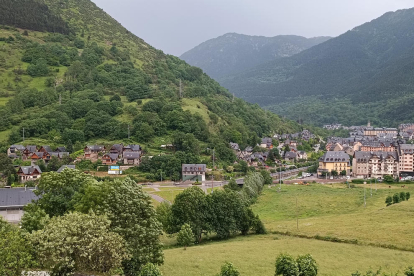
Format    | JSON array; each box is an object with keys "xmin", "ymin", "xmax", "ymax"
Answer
[{"xmin": 161, "ymin": 183, "xmax": 414, "ymax": 275}]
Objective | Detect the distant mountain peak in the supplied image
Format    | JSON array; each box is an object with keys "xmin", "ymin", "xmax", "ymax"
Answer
[{"xmin": 180, "ymin": 33, "xmax": 331, "ymax": 80}]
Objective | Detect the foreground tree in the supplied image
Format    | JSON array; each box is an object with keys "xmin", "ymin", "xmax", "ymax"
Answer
[
  {"xmin": 297, "ymin": 254, "xmax": 318, "ymax": 276},
  {"xmin": 0, "ymin": 218, "xmax": 36, "ymax": 276},
  {"xmin": 76, "ymin": 178, "xmax": 164, "ymax": 275},
  {"xmin": 21, "ymin": 203, "xmax": 50, "ymax": 233},
  {"xmin": 34, "ymin": 169, "xmax": 94, "ymax": 217},
  {"xmin": 30, "ymin": 212, "xmax": 129, "ymax": 275},
  {"xmin": 170, "ymin": 186, "xmax": 210, "ymax": 242}
]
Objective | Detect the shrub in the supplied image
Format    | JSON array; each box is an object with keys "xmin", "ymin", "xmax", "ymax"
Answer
[
  {"xmin": 393, "ymin": 193, "xmax": 401, "ymax": 204},
  {"xmin": 297, "ymin": 254, "xmax": 318, "ymax": 276},
  {"xmin": 275, "ymin": 253, "xmax": 299, "ymax": 276},
  {"xmin": 400, "ymin": 191, "xmax": 406, "ymax": 201},
  {"xmin": 406, "ymin": 192, "xmax": 411, "ymax": 201},
  {"xmin": 405, "ymin": 266, "xmax": 414, "ymax": 276},
  {"xmin": 385, "ymin": 196, "xmax": 393, "ymax": 206},
  {"xmin": 139, "ymin": 263, "xmax": 162, "ymax": 276},
  {"xmin": 177, "ymin": 223, "xmax": 194, "ymax": 249},
  {"xmin": 218, "ymin": 262, "xmax": 240, "ymax": 276}
]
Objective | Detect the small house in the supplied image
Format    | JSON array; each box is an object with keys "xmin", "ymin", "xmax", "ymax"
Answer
[
  {"xmin": 17, "ymin": 166, "xmax": 42, "ymax": 183},
  {"xmin": 102, "ymin": 153, "xmax": 119, "ymax": 165},
  {"xmin": 123, "ymin": 152, "xmax": 141, "ymax": 166}
]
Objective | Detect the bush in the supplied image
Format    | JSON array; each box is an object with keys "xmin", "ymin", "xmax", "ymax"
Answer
[
  {"xmin": 139, "ymin": 263, "xmax": 162, "ymax": 276},
  {"xmin": 405, "ymin": 266, "xmax": 414, "ymax": 276},
  {"xmin": 218, "ymin": 262, "xmax": 240, "ymax": 276},
  {"xmin": 385, "ymin": 196, "xmax": 393, "ymax": 206},
  {"xmin": 393, "ymin": 193, "xmax": 400, "ymax": 204},
  {"xmin": 177, "ymin": 223, "xmax": 194, "ymax": 249},
  {"xmin": 297, "ymin": 254, "xmax": 318, "ymax": 276},
  {"xmin": 400, "ymin": 191, "xmax": 406, "ymax": 201},
  {"xmin": 407, "ymin": 192, "xmax": 411, "ymax": 200},
  {"xmin": 275, "ymin": 253, "xmax": 299, "ymax": 276}
]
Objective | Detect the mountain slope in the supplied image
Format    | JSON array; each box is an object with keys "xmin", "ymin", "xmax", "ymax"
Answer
[
  {"xmin": 180, "ymin": 33, "xmax": 330, "ymax": 80},
  {"xmin": 220, "ymin": 8, "xmax": 414, "ymax": 126},
  {"xmin": 0, "ymin": 0, "xmax": 303, "ymax": 158}
]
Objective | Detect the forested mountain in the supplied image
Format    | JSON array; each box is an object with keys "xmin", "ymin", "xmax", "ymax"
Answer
[
  {"xmin": 220, "ymin": 8, "xmax": 414, "ymax": 126},
  {"xmin": 180, "ymin": 33, "xmax": 330, "ymax": 80},
  {"xmin": 0, "ymin": 0, "xmax": 303, "ymax": 161}
]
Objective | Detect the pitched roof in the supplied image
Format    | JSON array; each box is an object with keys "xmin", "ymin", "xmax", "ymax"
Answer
[
  {"xmin": 104, "ymin": 153, "xmax": 119, "ymax": 161},
  {"xmin": 320, "ymin": 152, "xmax": 350, "ymax": 163},
  {"xmin": 57, "ymin": 165, "xmax": 76, "ymax": 173},
  {"xmin": 0, "ymin": 188, "xmax": 38, "ymax": 208},
  {"xmin": 124, "ymin": 152, "xmax": 140, "ymax": 159},
  {"xmin": 18, "ymin": 166, "xmax": 42, "ymax": 175},
  {"xmin": 182, "ymin": 164, "xmax": 206, "ymax": 172},
  {"xmin": 9, "ymin": 145, "xmax": 25, "ymax": 151},
  {"xmin": 110, "ymin": 144, "xmax": 123, "ymax": 152},
  {"xmin": 55, "ymin": 147, "xmax": 67, "ymax": 152},
  {"xmin": 40, "ymin": 146, "xmax": 53, "ymax": 153},
  {"xmin": 25, "ymin": 146, "xmax": 37, "ymax": 153},
  {"xmin": 124, "ymin": 144, "xmax": 141, "ymax": 151},
  {"xmin": 86, "ymin": 145, "xmax": 105, "ymax": 151}
]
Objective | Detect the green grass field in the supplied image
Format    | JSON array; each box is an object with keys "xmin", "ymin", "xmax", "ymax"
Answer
[
  {"xmin": 161, "ymin": 183, "xmax": 414, "ymax": 275},
  {"xmin": 162, "ymin": 234, "xmax": 414, "ymax": 276}
]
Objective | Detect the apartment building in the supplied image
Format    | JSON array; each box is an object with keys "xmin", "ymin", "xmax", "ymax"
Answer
[
  {"xmin": 353, "ymin": 151, "xmax": 399, "ymax": 179},
  {"xmin": 399, "ymin": 144, "xmax": 414, "ymax": 173},
  {"xmin": 317, "ymin": 152, "xmax": 351, "ymax": 177}
]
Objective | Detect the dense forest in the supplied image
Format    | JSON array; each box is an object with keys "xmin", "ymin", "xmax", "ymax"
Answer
[
  {"xmin": 0, "ymin": 0, "xmax": 70, "ymax": 34},
  {"xmin": 0, "ymin": 0, "xmax": 303, "ymax": 163},
  {"xmin": 220, "ymin": 8, "xmax": 414, "ymax": 126}
]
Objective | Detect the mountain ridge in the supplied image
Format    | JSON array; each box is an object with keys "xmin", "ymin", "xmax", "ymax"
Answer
[
  {"xmin": 180, "ymin": 33, "xmax": 331, "ymax": 80},
  {"xmin": 219, "ymin": 7, "xmax": 414, "ymax": 126}
]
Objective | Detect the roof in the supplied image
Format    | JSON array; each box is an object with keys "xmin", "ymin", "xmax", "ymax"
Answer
[
  {"xmin": 124, "ymin": 152, "xmax": 140, "ymax": 159},
  {"xmin": 86, "ymin": 145, "xmax": 105, "ymax": 151},
  {"xmin": 245, "ymin": 146, "xmax": 253, "ymax": 152},
  {"xmin": 55, "ymin": 147, "xmax": 67, "ymax": 152},
  {"xmin": 25, "ymin": 146, "xmax": 37, "ymax": 153},
  {"xmin": 230, "ymin": 142, "xmax": 240, "ymax": 150},
  {"xmin": 57, "ymin": 165, "xmax": 76, "ymax": 173},
  {"xmin": 0, "ymin": 188, "xmax": 38, "ymax": 208},
  {"xmin": 124, "ymin": 144, "xmax": 141, "ymax": 151},
  {"xmin": 31, "ymin": 152, "xmax": 44, "ymax": 158},
  {"xmin": 10, "ymin": 145, "xmax": 25, "ymax": 151},
  {"xmin": 400, "ymin": 144, "xmax": 414, "ymax": 150},
  {"xmin": 18, "ymin": 166, "xmax": 42, "ymax": 175},
  {"xmin": 355, "ymin": 151, "xmax": 398, "ymax": 162},
  {"xmin": 182, "ymin": 164, "xmax": 206, "ymax": 172},
  {"xmin": 104, "ymin": 153, "xmax": 119, "ymax": 161},
  {"xmin": 110, "ymin": 144, "xmax": 123, "ymax": 152},
  {"xmin": 49, "ymin": 152, "xmax": 69, "ymax": 158},
  {"xmin": 319, "ymin": 152, "xmax": 350, "ymax": 163},
  {"xmin": 285, "ymin": 152, "xmax": 297, "ymax": 158},
  {"xmin": 40, "ymin": 146, "xmax": 53, "ymax": 153}
]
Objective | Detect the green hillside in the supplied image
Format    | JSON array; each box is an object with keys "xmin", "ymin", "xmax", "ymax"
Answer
[
  {"xmin": 220, "ymin": 8, "xmax": 414, "ymax": 126},
  {"xmin": 0, "ymin": 0, "xmax": 302, "ymax": 157}
]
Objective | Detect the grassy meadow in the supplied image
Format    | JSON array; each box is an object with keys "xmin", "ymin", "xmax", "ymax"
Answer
[{"xmin": 161, "ymin": 183, "xmax": 414, "ymax": 275}]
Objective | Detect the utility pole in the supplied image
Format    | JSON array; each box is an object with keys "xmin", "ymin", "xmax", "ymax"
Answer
[
  {"xmin": 364, "ymin": 181, "xmax": 366, "ymax": 208},
  {"xmin": 370, "ymin": 179, "xmax": 372, "ymax": 197},
  {"xmin": 296, "ymin": 195, "xmax": 299, "ymax": 230},
  {"xmin": 22, "ymin": 128, "xmax": 25, "ymax": 142},
  {"xmin": 160, "ymin": 170, "xmax": 162, "ymax": 183},
  {"xmin": 211, "ymin": 174, "xmax": 214, "ymax": 194},
  {"xmin": 212, "ymin": 149, "xmax": 215, "ymax": 170},
  {"xmin": 179, "ymin": 79, "xmax": 182, "ymax": 98},
  {"xmin": 279, "ymin": 164, "xmax": 282, "ymax": 191},
  {"xmin": 128, "ymin": 125, "xmax": 130, "ymax": 139}
]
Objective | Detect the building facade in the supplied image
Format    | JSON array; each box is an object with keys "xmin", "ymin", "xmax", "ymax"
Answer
[
  {"xmin": 182, "ymin": 164, "xmax": 206, "ymax": 182},
  {"xmin": 353, "ymin": 151, "xmax": 399, "ymax": 179},
  {"xmin": 317, "ymin": 152, "xmax": 351, "ymax": 177}
]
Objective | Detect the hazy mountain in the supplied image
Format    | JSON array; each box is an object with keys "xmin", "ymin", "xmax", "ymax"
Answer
[
  {"xmin": 180, "ymin": 33, "xmax": 330, "ymax": 80},
  {"xmin": 220, "ymin": 8, "xmax": 414, "ymax": 126}
]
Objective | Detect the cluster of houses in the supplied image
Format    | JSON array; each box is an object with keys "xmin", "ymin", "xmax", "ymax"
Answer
[
  {"xmin": 83, "ymin": 144, "xmax": 142, "ymax": 166},
  {"xmin": 231, "ymin": 132, "xmax": 317, "ymax": 167},
  {"xmin": 318, "ymin": 123, "xmax": 414, "ymax": 179}
]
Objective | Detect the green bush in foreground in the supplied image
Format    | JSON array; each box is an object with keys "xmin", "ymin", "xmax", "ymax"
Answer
[
  {"xmin": 275, "ymin": 253, "xmax": 318, "ymax": 276},
  {"xmin": 139, "ymin": 263, "xmax": 162, "ymax": 276},
  {"xmin": 217, "ymin": 262, "xmax": 240, "ymax": 276},
  {"xmin": 177, "ymin": 223, "xmax": 194, "ymax": 249}
]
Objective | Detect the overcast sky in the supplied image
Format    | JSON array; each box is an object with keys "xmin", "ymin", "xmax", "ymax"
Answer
[{"xmin": 92, "ymin": 0, "xmax": 414, "ymax": 56}]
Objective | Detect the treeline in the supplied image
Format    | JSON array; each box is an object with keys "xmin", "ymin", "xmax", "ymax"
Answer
[
  {"xmin": 157, "ymin": 173, "xmax": 266, "ymax": 243},
  {"xmin": 0, "ymin": 0, "xmax": 70, "ymax": 34}
]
